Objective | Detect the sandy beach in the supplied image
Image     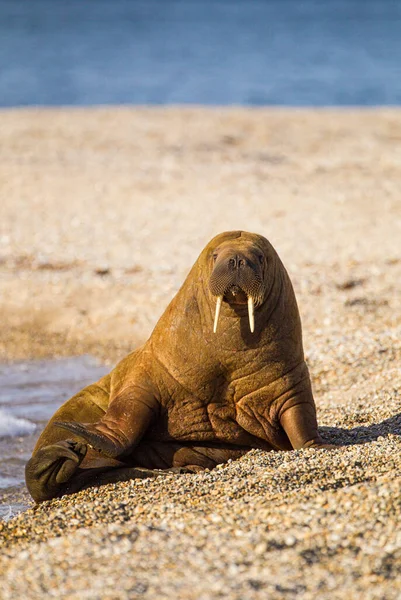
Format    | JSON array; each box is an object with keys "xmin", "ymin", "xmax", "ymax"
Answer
[{"xmin": 0, "ymin": 107, "xmax": 400, "ymax": 598}]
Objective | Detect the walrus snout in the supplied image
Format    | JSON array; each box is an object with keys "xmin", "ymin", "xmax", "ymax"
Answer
[{"xmin": 209, "ymin": 248, "xmax": 265, "ymax": 334}]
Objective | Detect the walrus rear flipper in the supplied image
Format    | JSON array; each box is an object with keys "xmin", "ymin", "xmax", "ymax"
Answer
[{"xmin": 54, "ymin": 421, "xmax": 125, "ymax": 458}]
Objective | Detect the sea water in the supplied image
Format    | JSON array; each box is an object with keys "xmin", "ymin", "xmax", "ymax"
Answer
[
  {"xmin": 0, "ymin": 356, "xmax": 106, "ymax": 513},
  {"xmin": 0, "ymin": 0, "xmax": 400, "ymax": 107}
]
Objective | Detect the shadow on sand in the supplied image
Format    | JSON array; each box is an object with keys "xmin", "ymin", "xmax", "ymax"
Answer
[{"xmin": 320, "ymin": 413, "xmax": 401, "ymax": 446}]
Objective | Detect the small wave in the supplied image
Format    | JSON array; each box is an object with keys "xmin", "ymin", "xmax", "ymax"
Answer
[
  {"xmin": 0, "ymin": 409, "xmax": 36, "ymax": 438},
  {"xmin": 0, "ymin": 501, "xmax": 27, "ymax": 520},
  {"xmin": 0, "ymin": 475, "xmax": 24, "ymax": 490}
]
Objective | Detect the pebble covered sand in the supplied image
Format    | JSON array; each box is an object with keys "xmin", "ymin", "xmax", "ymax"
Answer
[{"xmin": 0, "ymin": 107, "xmax": 400, "ymax": 598}]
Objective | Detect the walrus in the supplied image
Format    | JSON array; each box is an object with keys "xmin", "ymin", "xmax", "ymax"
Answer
[{"xmin": 26, "ymin": 230, "xmax": 331, "ymax": 503}]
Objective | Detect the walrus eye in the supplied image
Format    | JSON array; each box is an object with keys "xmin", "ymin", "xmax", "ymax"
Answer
[
  {"xmin": 258, "ymin": 255, "xmax": 264, "ymax": 264},
  {"xmin": 213, "ymin": 253, "xmax": 218, "ymax": 262}
]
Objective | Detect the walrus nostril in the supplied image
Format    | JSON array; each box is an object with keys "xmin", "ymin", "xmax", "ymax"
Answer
[{"xmin": 228, "ymin": 256, "xmax": 247, "ymax": 269}]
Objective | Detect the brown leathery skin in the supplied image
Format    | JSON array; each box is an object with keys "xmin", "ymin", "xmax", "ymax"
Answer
[{"xmin": 26, "ymin": 230, "xmax": 329, "ymax": 503}]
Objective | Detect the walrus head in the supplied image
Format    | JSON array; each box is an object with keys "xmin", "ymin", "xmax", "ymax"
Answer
[{"xmin": 207, "ymin": 231, "xmax": 273, "ymax": 334}]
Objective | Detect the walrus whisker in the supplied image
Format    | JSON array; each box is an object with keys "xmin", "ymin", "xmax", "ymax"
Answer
[
  {"xmin": 213, "ymin": 295, "xmax": 223, "ymax": 333},
  {"xmin": 247, "ymin": 295, "xmax": 255, "ymax": 333}
]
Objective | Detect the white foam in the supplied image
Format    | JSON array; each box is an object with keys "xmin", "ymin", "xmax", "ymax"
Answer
[{"xmin": 0, "ymin": 409, "xmax": 36, "ymax": 438}]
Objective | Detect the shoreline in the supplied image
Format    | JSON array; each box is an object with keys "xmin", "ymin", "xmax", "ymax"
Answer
[{"xmin": 0, "ymin": 107, "xmax": 400, "ymax": 598}]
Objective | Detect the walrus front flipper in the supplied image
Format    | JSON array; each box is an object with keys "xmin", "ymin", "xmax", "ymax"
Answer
[
  {"xmin": 280, "ymin": 401, "xmax": 334, "ymax": 450},
  {"xmin": 55, "ymin": 386, "xmax": 159, "ymax": 459},
  {"xmin": 54, "ymin": 421, "xmax": 127, "ymax": 458}
]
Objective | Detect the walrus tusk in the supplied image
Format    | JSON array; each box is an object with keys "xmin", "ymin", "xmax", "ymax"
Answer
[
  {"xmin": 248, "ymin": 296, "xmax": 255, "ymax": 333},
  {"xmin": 213, "ymin": 295, "xmax": 223, "ymax": 333}
]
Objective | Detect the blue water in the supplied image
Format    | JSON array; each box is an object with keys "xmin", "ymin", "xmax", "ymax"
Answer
[
  {"xmin": 0, "ymin": 0, "xmax": 400, "ymax": 107},
  {"xmin": 0, "ymin": 356, "xmax": 106, "ymax": 503}
]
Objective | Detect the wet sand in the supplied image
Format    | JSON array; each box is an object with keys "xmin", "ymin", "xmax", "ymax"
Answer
[{"xmin": 0, "ymin": 107, "xmax": 400, "ymax": 598}]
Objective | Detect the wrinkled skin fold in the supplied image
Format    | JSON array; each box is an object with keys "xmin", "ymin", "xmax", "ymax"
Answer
[{"xmin": 26, "ymin": 231, "xmax": 332, "ymax": 503}]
